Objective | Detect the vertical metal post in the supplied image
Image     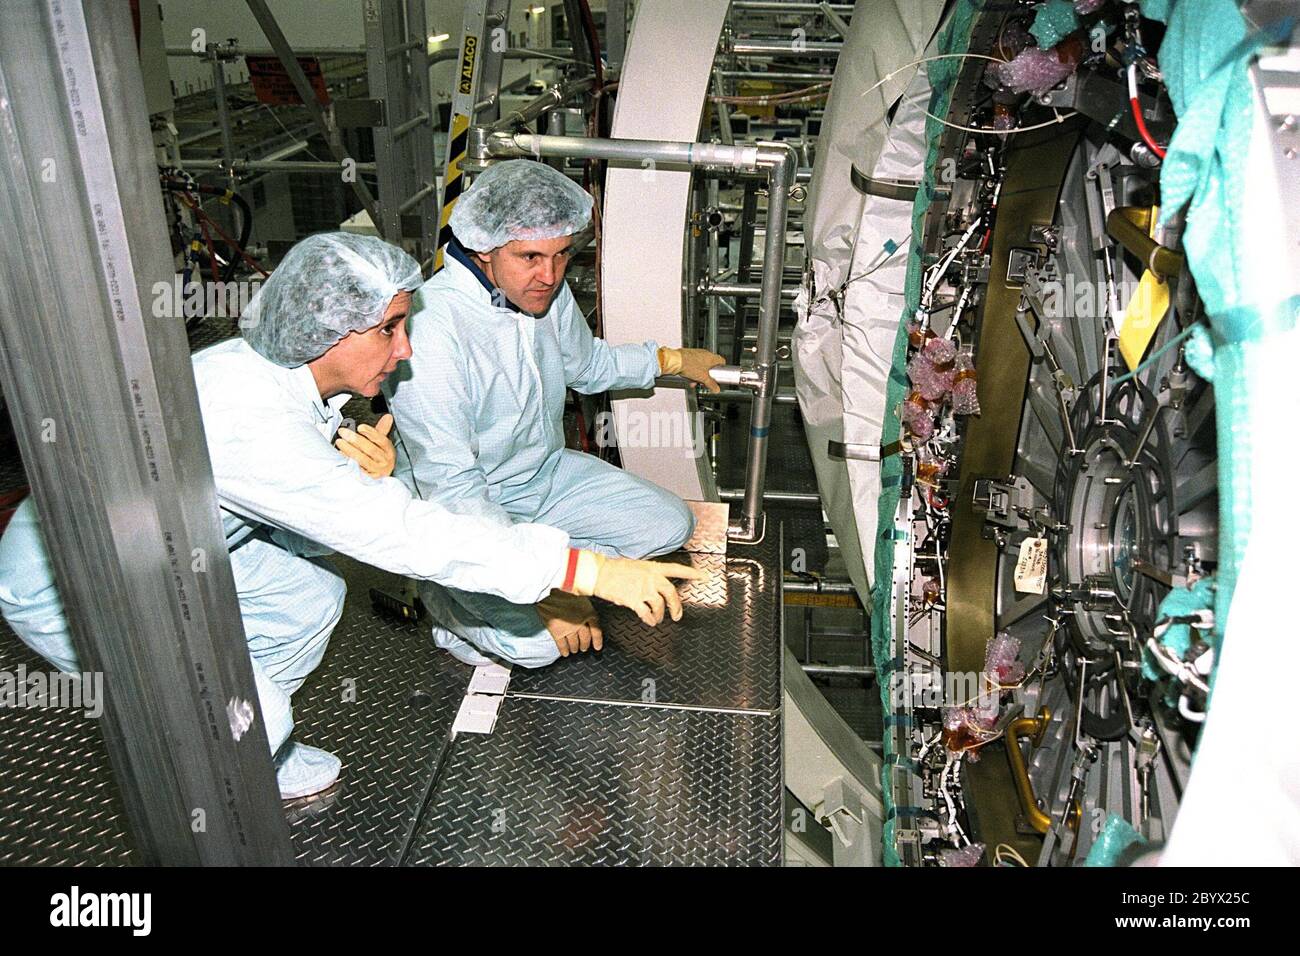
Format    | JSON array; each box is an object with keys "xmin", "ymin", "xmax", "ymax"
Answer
[
  {"xmin": 406, "ymin": 0, "xmax": 439, "ymax": 256},
  {"xmin": 684, "ymin": 183, "xmax": 700, "ymax": 348},
  {"xmin": 731, "ymin": 181, "xmax": 759, "ymax": 364},
  {"xmin": 208, "ymin": 46, "xmax": 236, "ymax": 181},
  {"xmin": 364, "ymin": 0, "xmax": 401, "ymax": 241},
  {"xmin": 362, "ymin": 0, "xmax": 438, "ymax": 257},
  {"xmin": 734, "ymin": 143, "xmax": 796, "ymax": 542},
  {"xmin": 0, "ymin": 0, "xmax": 292, "ymax": 864},
  {"xmin": 706, "ymin": 176, "xmax": 721, "ymax": 355},
  {"xmin": 712, "ymin": 65, "xmax": 734, "ymax": 146}
]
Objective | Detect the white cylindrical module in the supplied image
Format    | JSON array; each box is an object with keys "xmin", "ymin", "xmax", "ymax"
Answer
[{"xmin": 600, "ymin": 0, "xmax": 732, "ymax": 501}]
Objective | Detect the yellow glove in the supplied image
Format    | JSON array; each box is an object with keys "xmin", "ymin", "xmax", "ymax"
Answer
[
  {"xmin": 335, "ymin": 413, "xmax": 396, "ymax": 479},
  {"xmin": 537, "ymin": 589, "xmax": 603, "ymax": 656},
  {"xmin": 658, "ymin": 347, "xmax": 725, "ymax": 393},
  {"xmin": 566, "ymin": 550, "xmax": 707, "ymax": 627}
]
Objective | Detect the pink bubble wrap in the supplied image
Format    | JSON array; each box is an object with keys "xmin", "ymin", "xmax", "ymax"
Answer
[
  {"xmin": 994, "ymin": 46, "xmax": 1077, "ymax": 94},
  {"xmin": 1074, "ymin": 0, "xmax": 1105, "ymax": 14},
  {"xmin": 945, "ymin": 702, "xmax": 999, "ymax": 733},
  {"xmin": 951, "ymin": 350, "xmax": 980, "ymax": 415},
  {"xmin": 952, "ymin": 379, "xmax": 979, "ymax": 415},
  {"xmin": 923, "ymin": 336, "xmax": 957, "ymax": 367},
  {"xmin": 900, "ymin": 396, "xmax": 935, "ymax": 441},
  {"xmin": 985, "ymin": 631, "xmax": 1026, "ymax": 686},
  {"xmin": 942, "ymin": 702, "xmax": 998, "ymax": 760},
  {"xmin": 992, "ymin": 109, "xmax": 1019, "ymax": 131},
  {"xmin": 907, "ymin": 354, "xmax": 956, "ymax": 402},
  {"xmin": 940, "ymin": 843, "xmax": 986, "ymax": 867}
]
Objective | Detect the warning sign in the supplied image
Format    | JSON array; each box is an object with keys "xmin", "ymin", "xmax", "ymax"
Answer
[
  {"xmin": 245, "ymin": 55, "xmax": 330, "ymax": 106},
  {"xmin": 1014, "ymin": 537, "xmax": 1048, "ymax": 595}
]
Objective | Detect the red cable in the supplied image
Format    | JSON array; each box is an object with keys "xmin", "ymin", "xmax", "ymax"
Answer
[
  {"xmin": 1127, "ymin": 64, "xmax": 1167, "ymax": 159},
  {"xmin": 1129, "ymin": 96, "xmax": 1166, "ymax": 158},
  {"xmin": 178, "ymin": 193, "xmax": 271, "ymax": 277},
  {"xmin": 197, "ymin": 217, "xmax": 221, "ymax": 280}
]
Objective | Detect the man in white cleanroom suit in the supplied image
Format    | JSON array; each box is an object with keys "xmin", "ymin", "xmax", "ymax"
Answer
[
  {"xmin": 385, "ymin": 160, "xmax": 725, "ymax": 669},
  {"xmin": 0, "ymin": 232, "xmax": 703, "ymax": 799}
]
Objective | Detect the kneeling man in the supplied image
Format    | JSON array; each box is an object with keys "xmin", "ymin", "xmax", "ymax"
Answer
[{"xmin": 385, "ymin": 160, "xmax": 724, "ymax": 667}]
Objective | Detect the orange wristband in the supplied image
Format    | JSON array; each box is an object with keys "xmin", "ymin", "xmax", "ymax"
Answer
[{"xmin": 562, "ymin": 548, "xmax": 580, "ymax": 592}]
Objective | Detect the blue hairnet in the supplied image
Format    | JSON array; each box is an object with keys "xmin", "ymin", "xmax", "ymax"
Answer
[
  {"xmin": 241, "ymin": 232, "xmax": 423, "ymax": 366},
  {"xmin": 450, "ymin": 159, "xmax": 593, "ymax": 252}
]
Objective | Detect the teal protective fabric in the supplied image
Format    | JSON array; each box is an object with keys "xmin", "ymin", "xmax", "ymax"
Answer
[
  {"xmin": 1140, "ymin": 0, "xmax": 1297, "ymax": 640},
  {"xmin": 1143, "ymin": 576, "xmax": 1214, "ymax": 681},
  {"xmin": 871, "ymin": 0, "xmax": 981, "ymax": 868},
  {"xmin": 1084, "ymin": 814, "xmax": 1147, "ymax": 866},
  {"xmin": 1031, "ymin": 0, "xmax": 1080, "ymax": 49},
  {"xmin": 1142, "ymin": 0, "xmax": 1293, "ymax": 329}
]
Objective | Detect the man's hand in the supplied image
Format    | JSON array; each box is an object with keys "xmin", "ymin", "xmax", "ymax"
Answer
[
  {"xmin": 537, "ymin": 589, "xmax": 603, "ymax": 657},
  {"xmin": 566, "ymin": 551, "xmax": 708, "ymax": 627},
  {"xmin": 336, "ymin": 413, "xmax": 397, "ymax": 478},
  {"xmin": 658, "ymin": 347, "xmax": 726, "ymax": 393}
]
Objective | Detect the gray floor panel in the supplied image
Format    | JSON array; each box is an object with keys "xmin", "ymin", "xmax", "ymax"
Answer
[
  {"xmin": 506, "ymin": 536, "xmax": 782, "ymax": 712},
  {"xmin": 404, "ymin": 695, "xmax": 782, "ymax": 867},
  {"xmin": 0, "ymin": 632, "xmax": 139, "ymax": 866},
  {"xmin": 283, "ymin": 560, "xmax": 469, "ymax": 866}
]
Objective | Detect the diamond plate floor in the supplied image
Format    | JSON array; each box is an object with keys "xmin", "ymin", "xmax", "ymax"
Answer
[
  {"xmin": 507, "ymin": 535, "xmax": 782, "ymax": 712},
  {"xmin": 404, "ymin": 697, "xmax": 782, "ymax": 866},
  {"xmin": 0, "ymin": 540, "xmax": 785, "ymax": 866},
  {"xmin": 283, "ymin": 559, "xmax": 470, "ymax": 867},
  {"xmin": 0, "ymin": 632, "xmax": 140, "ymax": 866}
]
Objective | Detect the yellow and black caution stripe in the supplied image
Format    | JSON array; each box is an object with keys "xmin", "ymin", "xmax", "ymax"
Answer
[{"xmin": 434, "ymin": 112, "xmax": 471, "ymax": 273}]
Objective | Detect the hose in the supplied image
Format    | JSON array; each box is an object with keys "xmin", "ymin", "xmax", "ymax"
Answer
[{"xmin": 161, "ymin": 180, "xmax": 255, "ymax": 283}]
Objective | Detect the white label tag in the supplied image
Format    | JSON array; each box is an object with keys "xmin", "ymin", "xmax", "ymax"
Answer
[
  {"xmin": 468, "ymin": 662, "xmax": 512, "ymax": 696},
  {"xmin": 1014, "ymin": 537, "xmax": 1048, "ymax": 594}
]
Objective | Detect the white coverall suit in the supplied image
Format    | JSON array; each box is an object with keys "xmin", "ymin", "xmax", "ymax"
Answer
[{"xmin": 383, "ymin": 239, "xmax": 695, "ymax": 668}]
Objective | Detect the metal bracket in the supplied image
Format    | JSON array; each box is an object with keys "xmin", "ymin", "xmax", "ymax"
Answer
[
  {"xmin": 817, "ymin": 778, "xmax": 874, "ymax": 866},
  {"xmin": 972, "ymin": 476, "xmax": 1037, "ymax": 531},
  {"xmin": 849, "ymin": 164, "xmax": 920, "ymax": 202}
]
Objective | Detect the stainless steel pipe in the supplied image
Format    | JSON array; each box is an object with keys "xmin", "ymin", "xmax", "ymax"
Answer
[{"xmin": 489, "ymin": 76, "xmax": 598, "ymax": 133}]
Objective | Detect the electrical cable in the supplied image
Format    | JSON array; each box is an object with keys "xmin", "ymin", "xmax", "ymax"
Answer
[
  {"xmin": 710, "ymin": 82, "xmax": 832, "ymax": 105},
  {"xmin": 1127, "ymin": 62, "xmax": 1167, "ymax": 159},
  {"xmin": 162, "ymin": 179, "xmax": 255, "ymax": 282},
  {"xmin": 921, "ymin": 106, "xmax": 1079, "ymax": 135},
  {"xmin": 175, "ymin": 192, "xmax": 270, "ymax": 277}
]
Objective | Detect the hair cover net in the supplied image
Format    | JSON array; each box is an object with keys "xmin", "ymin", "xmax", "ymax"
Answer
[
  {"xmin": 449, "ymin": 159, "xmax": 594, "ymax": 252},
  {"xmin": 241, "ymin": 231, "xmax": 423, "ymax": 366}
]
